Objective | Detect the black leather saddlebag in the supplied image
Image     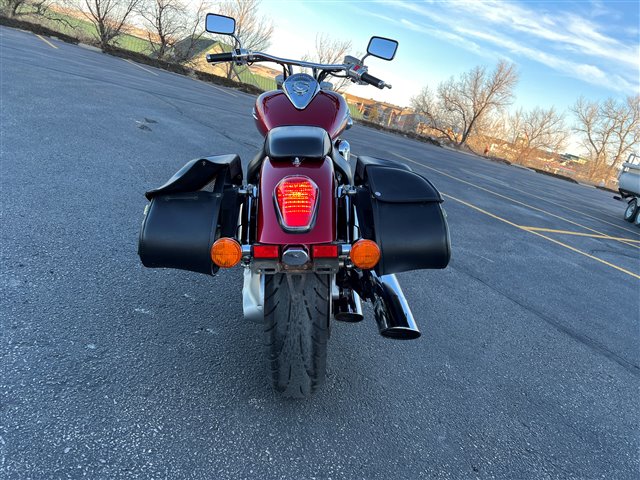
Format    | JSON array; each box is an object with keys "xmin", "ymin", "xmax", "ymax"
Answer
[
  {"xmin": 138, "ymin": 155, "xmax": 242, "ymax": 275},
  {"xmin": 353, "ymin": 156, "xmax": 450, "ymax": 275}
]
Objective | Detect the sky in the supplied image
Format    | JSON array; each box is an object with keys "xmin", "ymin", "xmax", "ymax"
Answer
[{"xmin": 257, "ymin": 0, "xmax": 639, "ymax": 115}]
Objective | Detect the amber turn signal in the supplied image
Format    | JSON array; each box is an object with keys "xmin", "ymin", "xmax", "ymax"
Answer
[
  {"xmin": 350, "ymin": 239, "xmax": 381, "ymax": 269},
  {"xmin": 210, "ymin": 237, "xmax": 242, "ymax": 268}
]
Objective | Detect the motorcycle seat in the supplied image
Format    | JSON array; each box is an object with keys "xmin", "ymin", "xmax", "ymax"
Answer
[
  {"xmin": 265, "ymin": 126, "xmax": 332, "ymax": 159},
  {"xmin": 247, "ymin": 126, "xmax": 353, "ymax": 185}
]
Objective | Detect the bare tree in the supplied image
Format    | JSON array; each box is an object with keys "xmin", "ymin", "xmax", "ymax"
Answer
[
  {"xmin": 1, "ymin": 0, "xmax": 27, "ymax": 16},
  {"xmin": 214, "ymin": 0, "xmax": 273, "ymax": 79},
  {"xmin": 410, "ymin": 86, "xmax": 458, "ymax": 142},
  {"xmin": 137, "ymin": 0, "xmax": 185, "ymax": 60},
  {"xmin": 412, "ymin": 61, "xmax": 518, "ymax": 146},
  {"xmin": 303, "ymin": 33, "xmax": 352, "ymax": 92},
  {"xmin": 1, "ymin": 0, "xmax": 49, "ymax": 17},
  {"xmin": 572, "ymin": 95, "xmax": 640, "ymax": 181},
  {"xmin": 506, "ymin": 108, "xmax": 523, "ymax": 144},
  {"xmin": 170, "ymin": 0, "xmax": 208, "ymax": 65},
  {"xmin": 1, "ymin": 0, "xmax": 76, "ymax": 30},
  {"xmin": 137, "ymin": 0, "xmax": 209, "ymax": 62},
  {"xmin": 70, "ymin": 0, "xmax": 141, "ymax": 50},
  {"xmin": 508, "ymin": 107, "xmax": 568, "ymax": 163},
  {"xmin": 444, "ymin": 60, "xmax": 518, "ymax": 146}
]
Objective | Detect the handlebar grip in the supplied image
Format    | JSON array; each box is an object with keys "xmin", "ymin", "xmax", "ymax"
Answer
[
  {"xmin": 206, "ymin": 52, "xmax": 234, "ymax": 63},
  {"xmin": 360, "ymin": 72, "xmax": 385, "ymax": 89}
]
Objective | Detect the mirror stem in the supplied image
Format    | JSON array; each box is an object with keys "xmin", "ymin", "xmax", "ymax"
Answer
[{"xmin": 232, "ymin": 34, "xmax": 242, "ymax": 50}]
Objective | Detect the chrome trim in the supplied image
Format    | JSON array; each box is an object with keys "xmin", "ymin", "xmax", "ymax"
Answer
[
  {"xmin": 334, "ymin": 289, "xmax": 364, "ymax": 322},
  {"xmin": 331, "ymin": 276, "xmax": 340, "ymax": 300},
  {"xmin": 336, "ymin": 139, "xmax": 351, "ymax": 162},
  {"xmin": 242, "ymin": 51, "xmax": 347, "ymax": 71},
  {"xmin": 216, "ymin": 50, "xmax": 392, "ymax": 89},
  {"xmin": 282, "ymin": 73, "xmax": 320, "ymax": 110},
  {"xmin": 242, "ymin": 268, "xmax": 264, "ymax": 323},
  {"xmin": 248, "ymin": 243, "xmax": 350, "ymax": 274},
  {"xmin": 237, "ymin": 184, "xmax": 256, "ymax": 196},
  {"xmin": 352, "ymin": 208, "xmax": 361, "ymax": 240},
  {"xmin": 231, "ymin": 35, "xmax": 242, "ymax": 50},
  {"xmin": 282, "ymin": 247, "xmax": 310, "ymax": 266},
  {"xmin": 372, "ymin": 273, "xmax": 420, "ymax": 339},
  {"xmin": 250, "ymin": 263, "xmax": 337, "ymax": 274}
]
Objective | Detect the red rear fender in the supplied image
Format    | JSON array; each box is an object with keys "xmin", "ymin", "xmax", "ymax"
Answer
[{"xmin": 257, "ymin": 157, "xmax": 335, "ymax": 244}]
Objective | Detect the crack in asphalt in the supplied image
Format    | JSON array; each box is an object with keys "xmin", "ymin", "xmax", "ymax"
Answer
[{"xmin": 148, "ymin": 93, "xmax": 260, "ymax": 149}]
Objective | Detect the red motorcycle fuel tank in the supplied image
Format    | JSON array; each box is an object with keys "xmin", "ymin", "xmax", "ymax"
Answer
[
  {"xmin": 257, "ymin": 157, "xmax": 336, "ymax": 245},
  {"xmin": 254, "ymin": 90, "xmax": 349, "ymax": 140}
]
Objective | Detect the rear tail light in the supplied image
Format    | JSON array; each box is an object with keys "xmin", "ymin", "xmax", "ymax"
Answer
[
  {"xmin": 210, "ymin": 237, "xmax": 242, "ymax": 268},
  {"xmin": 350, "ymin": 239, "xmax": 380, "ymax": 269},
  {"xmin": 274, "ymin": 176, "xmax": 319, "ymax": 231},
  {"xmin": 312, "ymin": 245, "xmax": 338, "ymax": 258},
  {"xmin": 253, "ymin": 245, "xmax": 279, "ymax": 258}
]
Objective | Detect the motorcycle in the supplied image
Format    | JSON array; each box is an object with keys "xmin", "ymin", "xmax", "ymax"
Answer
[{"xmin": 138, "ymin": 13, "xmax": 451, "ymax": 397}]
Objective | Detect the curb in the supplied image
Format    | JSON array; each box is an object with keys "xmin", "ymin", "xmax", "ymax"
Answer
[
  {"xmin": 512, "ymin": 164, "xmax": 535, "ymax": 172},
  {"xmin": 596, "ymin": 185, "xmax": 619, "ymax": 194},
  {"xmin": 441, "ymin": 145, "xmax": 479, "ymax": 158},
  {"xmin": 78, "ymin": 43, "xmax": 102, "ymax": 53},
  {"xmin": 0, "ymin": 16, "xmax": 78, "ymax": 44}
]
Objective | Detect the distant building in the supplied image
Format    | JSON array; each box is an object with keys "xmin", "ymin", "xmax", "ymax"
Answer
[
  {"xmin": 343, "ymin": 93, "xmax": 407, "ymax": 126},
  {"xmin": 560, "ymin": 153, "xmax": 588, "ymax": 165},
  {"xmin": 395, "ymin": 112, "xmax": 424, "ymax": 131}
]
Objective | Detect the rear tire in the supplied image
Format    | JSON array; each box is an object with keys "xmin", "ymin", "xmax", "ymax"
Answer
[
  {"xmin": 624, "ymin": 198, "xmax": 637, "ymax": 222},
  {"xmin": 264, "ymin": 273, "xmax": 330, "ymax": 398}
]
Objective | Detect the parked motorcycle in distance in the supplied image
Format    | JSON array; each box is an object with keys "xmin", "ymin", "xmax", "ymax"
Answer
[{"xmin": 138, "ymin": 13, "xmax": 451, "ymax": 398}]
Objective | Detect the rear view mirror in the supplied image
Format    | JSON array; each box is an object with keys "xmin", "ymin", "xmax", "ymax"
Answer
[
  {"xmin": 205, "ymin": 13, "xmax": 236, "ymax": 35},
  {"xmin": 366, "ymin": 36, "xmax": 398, "ymax": 61}
]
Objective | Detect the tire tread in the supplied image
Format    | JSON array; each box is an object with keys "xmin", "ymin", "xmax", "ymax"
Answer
[{"xmin": 263, "ymin": 273, "xmax": 330, "ymax": 398}]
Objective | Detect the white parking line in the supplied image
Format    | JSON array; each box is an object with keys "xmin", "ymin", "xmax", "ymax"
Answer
[
  {"xmin": 124, "ymin": 58, "xmax": 158, "ymax": 76},
  {"xmin": 35, "ymin": 34, "xmax": 58, "ymax": 49},
  {"xmin": 443, "ymin": 193, "xmax": 640, "ymax": 281},
  {"xmin": 463, "ymin": 169, "xmax": 640, "ymax": 236},
  {"xmin": 198, "ymin": 79, "xmax": 236, "ymax": 97}
]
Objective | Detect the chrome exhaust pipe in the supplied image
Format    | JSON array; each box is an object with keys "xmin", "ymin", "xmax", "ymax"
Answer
[
  {"xmin": 371, "ymin": 273, "xmax": 421, "ymax": 340},
  {"xmin": 334, "ymin": 288, "xmax": 364, "ymax": 322},
  {"xmin": 242, "ymin": 268, "xmax": 264, "ymax": 323}
]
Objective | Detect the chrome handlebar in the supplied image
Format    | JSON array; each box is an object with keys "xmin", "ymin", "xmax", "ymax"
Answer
[
  {"xmin": 243, "ymin": 51, "xmax": 347, "ymax": 71},
  {"xmin": 207, "ymin": 49, "xmax": 392, "ymax": 89}
]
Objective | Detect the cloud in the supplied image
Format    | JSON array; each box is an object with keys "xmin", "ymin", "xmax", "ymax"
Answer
[
  {"xmin": 455, "ymin": 26, "xmax": 636, "ymax": 93},
  {"xmin": 355, "ymin": 4, "xmax": 497, "ymax": 60},
  {"xmin": 386, "ymin": 0, "xmax": 639, "ymax": 94},
  {"xmin": 398, "ymin": 18, "xmax": 494, "ymax": 59},
  {"xmin": 449, "ymin": 1, "xmax": 638, "ymax": 68}
]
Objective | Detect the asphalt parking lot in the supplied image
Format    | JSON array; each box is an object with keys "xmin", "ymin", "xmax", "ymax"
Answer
[{"xmin": 1, "ymin": 27, "xmax": 639, "ymax": 479}]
